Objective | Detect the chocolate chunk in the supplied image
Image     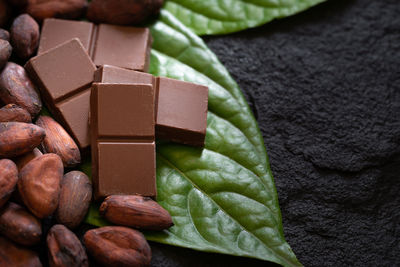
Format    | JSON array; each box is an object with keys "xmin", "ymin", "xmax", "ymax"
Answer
[
  {"xmin": 91, "ymin": 83, "xmax": 156, "ymax": 199},
  {"xmin": 38, "ymin": 18, "xmax": 94, "ymax": 55},
  {"xmin": 94, "ymin": 65, "xmax": 154, "ymax": 84},
  {"xmin": 25, "ymin": 38, "xmax": 96, "ymax": 150},
  {"xmin": 38, "ymin": 18, "xmax": 152, "ymax": 71},
  {"xmin": 156, "ymin": 77, "xmax": 208, "ymax": 147}
]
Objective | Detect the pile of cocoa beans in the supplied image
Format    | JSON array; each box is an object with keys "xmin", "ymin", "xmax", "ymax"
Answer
[{"xmin": 0, "ymin": 1, "xmax": 172, "ymax": 266}]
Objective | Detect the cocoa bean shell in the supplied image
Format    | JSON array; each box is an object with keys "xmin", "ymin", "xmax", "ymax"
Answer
[
  {"xmin": 0, "ymin": 39, "xmax": 11, "ymax": 70},
  {"xmin": 0, "ymin": 122, "xmax": 45, "ymax": 158},
  {"xmin": 0, "ymin": 104, "xmax": 31, "ymax": 123},
  {"xmin": 18, "ymin": 153, "xmax": 63, "ymax": 218},
  {"xmin": 13, "ymin": 147, "xmax": 42, "ymax": 170},
  {"xmin": 56, "ymin": 171, "xmax": 91, "ymax": 229},
  {"xmin": 84, "ymin": 226, "xmax": 151, "ymax": 267},
  {"xmin": 0, "ymin": 202, "xmax": 41, "ymax": 246},
  {"xmin": 47, "ymin": 224, "xmax": 88, "ymax": 267},
  {"xmin": 0, "ymin": 158, "xmax": 18, "ymax": 207},
  {"xmin": 26, "ymin": 0, "xmax": 87, "ymax": 22},
  {"xmin": 0, "ymin": 28, "xmax": 9, "ymax": 41},
  {"xmin": 87, "ymin": 0, "xmax": 163, "ymax": 25},
  {"xmin": 0, "ymin": 236, "xmax": 42, "ymax": 267},
  {"xmin": 0, "ymin": 62, "xmax": 42, "ymax": 116},
  {"xmin": 36, "ymin": 116, "xmax": 81, "ymax": 167},
  {"xmin": 100, "ymin": 195, "xmax": 173, "ymax": 231},
  {"xmin": 10, "ymin": 14, "xmax": 39, "ymax": 59}
]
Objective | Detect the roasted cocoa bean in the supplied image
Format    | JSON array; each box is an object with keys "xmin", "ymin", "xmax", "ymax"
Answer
[
  {"xmin": 18, "ymin": 153, "xmax": 63, "ymax": 218},
  {"xmin": 0, "ymin": 202, "xmax": 41, "ymax": 246},
  {"xmin": 0, "ymin": 122, "xmax": 45, "ymax": 158},
  {"xmin": 56, "ymin": 171, "xmax": 91, "ymax": 229},
  {"xmin": 36, "ymin": 116, "xmax": 80, "ymax": 167},
  {"xmin": 0, "ymin": 158, "xmax": 18, "ymax": 207},
  {"xmin": 0, "ymin": 62, "xmax": 42, "ymax": 116},
  {"xmin": 100, "ymin": 195, "xmax": 173, "ymax": 231},
  {"xmin": 0, "ymin": 104, "xmax": 31, "ymax": 123},
  {"xmin": 13, "ymin": 147, "xmax": 42, "ymax": 170},
  {"xmin": 84, "ymin": 226, "xmax": 151, "ymax": 267},
  {"xmin": 26, "ymin": 0, "xmax": 88, "ymax": 22},
  {"xmin": 0, "ymin": 0, "xmax": 12, "ymax": 27},
  {"xmin": 0, "ymin": 236, "xmax": 42, "ymax": 267},
  {"xmin": 0, "ymin": 39, "xmax": 11, "ymax": 70},
  {"xmin": 47, "ymin": 224, "xmax": 88, "ymax": 267},
  {"xmin": 0, "ymin": 28, "xmax": 9, "ymax": 41},
  {"xmin": 87, "ymin": 0, "xmax": 163, "ymax": 25},
  {"xmin": 10, "ymin": 14, "xmax": 39, "ymax": 59}
]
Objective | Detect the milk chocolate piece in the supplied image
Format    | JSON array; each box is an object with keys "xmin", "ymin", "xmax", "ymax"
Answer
[
  {"xmin": 156, "ymin": 77, "xmax": 208, "ymax": 147},
  {"xmin": 94, "ymin": 65, "xmax": 154, "ymax": 84},
  {"xmin": 38, "ymin": 18, "xmax": 151, "ymax": 71},
  {"xmin": 92, "ymin": 24, "xmax": 151, "ymax": 71},
  {"xmin": 25, "ymin": 38, "xmax": 96, "ymax": 150},
  {"xmin": 91, "ymin": 83, "xmax": 156, "ymax": 199},
  {"xmin": 38, "ymin": 18, "xmax": 94, "ymax": 55}
]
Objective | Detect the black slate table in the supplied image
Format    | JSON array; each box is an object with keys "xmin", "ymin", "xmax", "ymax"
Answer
[{"xmin": 150, "ymin": 0, "xmax": 400, "ymax": 266}]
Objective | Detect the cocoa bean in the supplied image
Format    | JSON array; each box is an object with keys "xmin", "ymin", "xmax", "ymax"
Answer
[
  {"xmin": 87, "ymin": 0, "xmax": 163, "ymax": 25},
  {"xmin": 18, "ymin": 153, "xmax": 63, "ymax": 218},
  {"xmin": 47, "ymin": 224, "xmax": 88, "ymax": 267},
  {"xmin": 0, "ymin": 158, "xmax": 18, "ymax": 207},
  {"xmin": 100, "ymin": 195, "xmax": 173, "ymax": 231},
  {"xmin": 0, "ymin": 28, "xmax": 9, "ymax": 41},
  {"xmin": 0, "ymin": 62, "xmax": 42, "ymax": 116},
  {"xmin": 0, "ymin": 104, "xmax": 31, "ymax": 123},
  {"xmin": 0, "ymin": 236, "xmax": 42, "ymax": 267},
  {"xmin": 84, "ymin": 226, "xmax": 151, "ymax": 267},
  {"xmin": 0, "ymin": 202, "xmax": 41, "ymax": 246},
  {"xmin": 13, "ymin": 147, "xmax": 42, "ymax": 170},
  {"xmin": 56, "ymin": 171, "xmax": 91, "ymax": 229},
  {"xmin": 36, "ymin": 116, "xmax": 80, "ymax": 167},
  {"xmin": 10, "ymin": 14, "xmax": 39, "ymax": 59},
  {"xmin": 0, "ymin": 122, "xmax": 45, "ymax": 157},
  {"xmin": 26, "ymin": 0, "xmax": 88, "ymax": 22},
  {"xmin": 0, "ymin": 0, "xmax": 12, "ymax": 27},
  {"xmin": 0, "ymin": 39, "xmax": 11, "ymax": 70}
]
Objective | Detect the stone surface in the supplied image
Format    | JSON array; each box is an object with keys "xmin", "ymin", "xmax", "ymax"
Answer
[{"xmin": 203, "ymin": 0, "xmax": 400, "ymax": 266}]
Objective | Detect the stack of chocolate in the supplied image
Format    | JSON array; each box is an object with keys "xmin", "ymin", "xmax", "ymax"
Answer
[{"xmin": 25, "ymin": 18, "xmax": 209, "ymax": 199}]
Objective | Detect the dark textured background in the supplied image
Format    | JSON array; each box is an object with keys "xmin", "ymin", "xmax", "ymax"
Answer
[{"xmin": 151, "ymin": 0, "xmax": 400, "ymax": 266}]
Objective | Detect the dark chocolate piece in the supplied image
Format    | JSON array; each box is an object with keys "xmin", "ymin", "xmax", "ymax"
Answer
[
  {"xmin": 38, "ymin": 19, "xmax": 94, "ymax": 55},
  {"xmin": 25, "ymin": 38, "xmax": 96, "ymax": 150},
  {"xmin": 38, "ymin": 18, "xmax": 152, "ymax": 71},
  {"xmin": 91, "ymin": 83, "xmax": 156, "ymax": 199},
  {"xmin": 156, "ymin": 77, "xmax": 208, "ymax": 147}
]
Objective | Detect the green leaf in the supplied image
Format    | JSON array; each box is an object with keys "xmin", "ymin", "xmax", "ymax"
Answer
[
  {"xmin": 163, "ymin": 0, "xmax": 327, "ymax": 35},
  {"xmin": 85, "ymin": 10, "xmax": 301, "ymax": 266}
]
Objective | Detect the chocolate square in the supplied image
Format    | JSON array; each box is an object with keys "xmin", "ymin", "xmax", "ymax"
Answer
[
  {"xmin": 156, "ymin": 77, "xmax": 208, "ymax": 146},
  {"xmin": 92, "ymin": 25, "xmax": 152, "ymax": 71},
  {"xmin": 97, "ymin": 142, "xmax": 156, "ymax": 197},
  {"xmin": 38, "ymin": 18, "xmax": 94, "ymax": 55},
  {"xmin": 96, "ymin": 83, "xmax": 154, "ymax": 137}
]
